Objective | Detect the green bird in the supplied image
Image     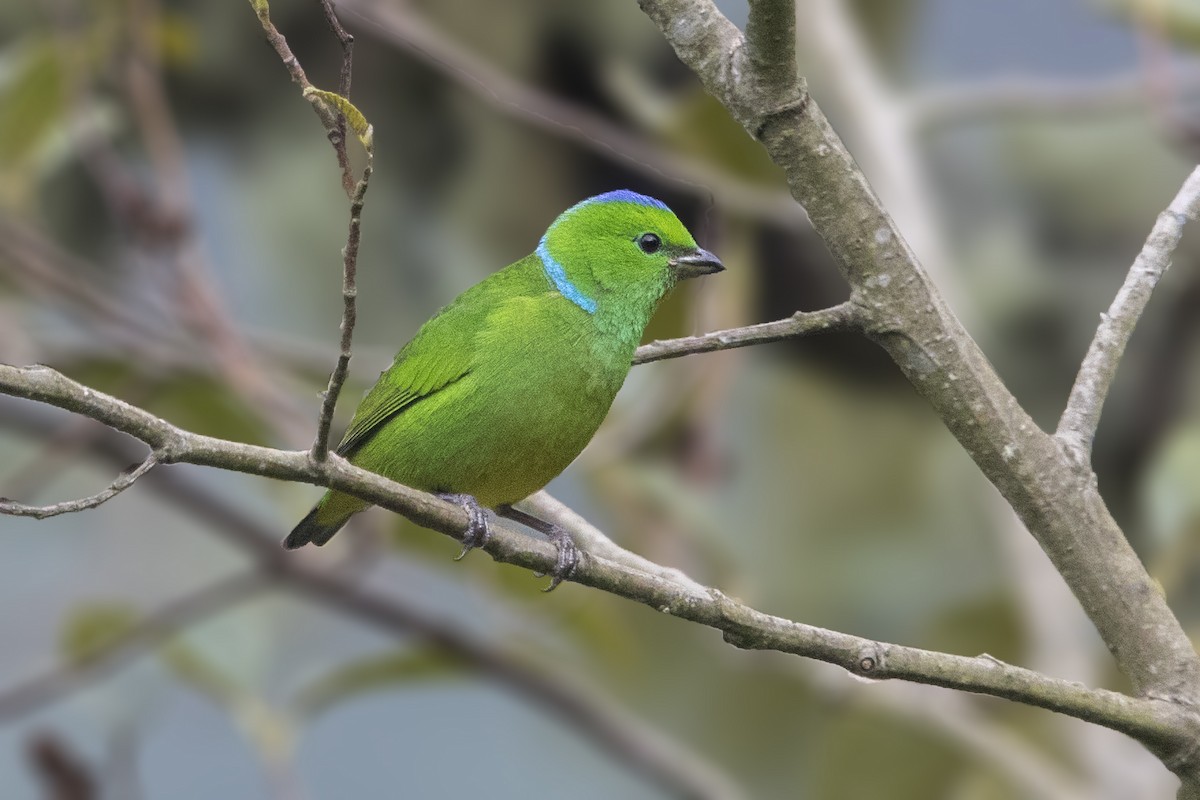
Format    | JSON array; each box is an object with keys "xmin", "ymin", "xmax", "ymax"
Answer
[{"xmin": 285, "ymin": 190, "xmax": 723, "ymax": 586}]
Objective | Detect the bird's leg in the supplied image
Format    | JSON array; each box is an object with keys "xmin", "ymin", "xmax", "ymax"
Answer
[
  {"xmin": 440, "ymin": 493, "xmax": 491, "ymax": 561},
  {"xmin": 496, "ymin": 505, "xmax": 581, "ymax": 591}
]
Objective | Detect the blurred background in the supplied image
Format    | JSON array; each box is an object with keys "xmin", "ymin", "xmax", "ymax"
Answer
[{"xmin": 2, "ymin": 0, "xmax": 1200, "ymax": 797}]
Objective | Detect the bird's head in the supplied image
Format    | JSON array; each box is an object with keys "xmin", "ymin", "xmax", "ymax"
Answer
[{"xmin": 537, "ymin": 190, "xmax": 723, "ymax": 315}]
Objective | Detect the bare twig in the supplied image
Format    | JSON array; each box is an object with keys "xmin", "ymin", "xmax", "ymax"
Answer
[
  {"xmin": 0, "ymin": 453, "xmax": 158, "ymax": 520},
  {"xmin": 312, "ymin": 164, "xmax": 371, "ymax": 461},
  {"xmin": 247, "ymin": 0, "xmax": 343, "ymax": 153},
  {"xmin": 247, "ymin": 0, "xmax": 373, "ymax": 462},
  {"xmin": 317, "ymin": 0, "xmax": 356, "ymax": 195},
  {"xmin": 632, "ymin": 302, "xmax": 857, "ymax": 364},
  {"xmin": 1057, "ymin": 166, "xmax": 1200, "ymax": 458},
  {"xmin": 2, "ymin": 366, "xmax": 1199, "ymax": 761}
]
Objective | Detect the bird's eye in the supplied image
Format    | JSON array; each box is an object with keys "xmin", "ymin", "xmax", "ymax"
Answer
[{"xmin": 636, "ymin": 233, "xmax": 662, "ymax": 254}]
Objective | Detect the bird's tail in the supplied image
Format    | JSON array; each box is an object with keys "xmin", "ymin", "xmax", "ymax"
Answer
[{"xmin": 284, "ymin": 491, "xmax": 368, "ymax": 549}]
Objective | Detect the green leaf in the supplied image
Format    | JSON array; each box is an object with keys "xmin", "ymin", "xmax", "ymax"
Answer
[
  {"xmin": 294, "ymin": 646, "xmax": 468, "ymax": 717},
  {"xmin": 302, "ymin": 87, "xmax": 374, "ymax": 153},
  {"xmin": 59, "ymin": 604, "xmax": 139, "ymax": 667}
]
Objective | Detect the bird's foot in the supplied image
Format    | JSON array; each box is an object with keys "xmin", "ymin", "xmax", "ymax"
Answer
[
  {"xmin": 440, "ymin": 493, "xmax": 491, "ymax": 561},
  {"xmin": 497, "ymin": 505, "xmax": 581, "ymax": 591}
]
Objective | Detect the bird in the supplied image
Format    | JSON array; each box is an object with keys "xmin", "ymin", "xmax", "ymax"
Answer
[{"xmin": 284, "ymin": 189, "xmax": 724, "ymax": 588}]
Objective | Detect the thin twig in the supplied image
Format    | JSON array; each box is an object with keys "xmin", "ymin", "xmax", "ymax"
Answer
[
  {"xmin": 1056, "ymin": 166, "xmax": 1200, "ymax": 458},
  {"xmin": 0, "ymin": 453, "xmax": 158, "ymax": 520},
  {"xmin": 312, "ymin": 165, "xmax": 371, "ymax": 461},
  {"xmin": 248, "ymin": 0, "xmax": 373, "ymax": 461},
  {"xmin": 248, "ymin": 0, "xmax": 342, "ymax": 152},
  {"xmin": 632, "ymin": 301, "xmax": 858, "ymax": 364},
  {"xmin": 317, "ymin": 0, "xmax": 356, "ymax": 195}
]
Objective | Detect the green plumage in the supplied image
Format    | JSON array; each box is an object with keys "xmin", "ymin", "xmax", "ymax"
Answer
[{"xmin": 286, "ymin": 191, "xmax": 722, "ymax": 549}]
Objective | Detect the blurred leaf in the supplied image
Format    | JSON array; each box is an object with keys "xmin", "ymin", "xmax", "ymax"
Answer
[
  {"xmin": 293, "ymin": 645, "xmax": 469, "ymax": 717},
  {"xmin": 59, "ymin": 603, "xmax": 139, "ymax": 667},
  {"xmin": 1099, "ymin": 0, "xmax": 1200, "ymax": 47},
  {"xmin": 161, "ymin": 639, "xmax": 245, "ymax": 708},
  {"xmin": 155, "ymin": 12, "xmax": 199, "ymax": 67},
  {"xmin": 63, "ymin": 359, "xmax": 273, "ymax": 444},
  {"xmin": 0, "ymin": 41, "xmax": 67, "ymax": 173},
  {"xmin": 810, "ymin": 708, "xmax": 962, "ymax": 799},
  {"xmin": 920, "ymin": 590, "xmax": 1023, "ymax": 665},
  {"xmin": 604, "ymin": 64, "xmax": 782, "ymax": 185}
]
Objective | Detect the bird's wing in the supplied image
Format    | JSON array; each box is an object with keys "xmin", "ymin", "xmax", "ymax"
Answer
[{"xmin": 335, "ymin": 304, "xmax": 479, "ymax": 457}]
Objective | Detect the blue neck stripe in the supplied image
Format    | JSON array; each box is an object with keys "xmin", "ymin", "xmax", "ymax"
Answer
[{"xmin": 537, "ymin": 237, "xmax": 597, "ymax": 314}]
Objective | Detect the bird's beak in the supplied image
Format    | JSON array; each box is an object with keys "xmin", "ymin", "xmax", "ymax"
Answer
[{"xmin": 670, "ymin": 248, "xmax": 725, "ymax": 280}]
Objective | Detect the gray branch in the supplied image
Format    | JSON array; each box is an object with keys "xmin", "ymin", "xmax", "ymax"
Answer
[
  {"xmin": 635, "ymin": 0, "xmax": 1200, "ymax": 788},
  {"xmin": 1057, "ymin": 166, "xmax": 1200, "ymax": 458},
  {"xmin": 2, "ymin": 363, "xmax": 1199, "ymax": 765},
  {"xmin": 0, "ymin": 453, "xmax": 158, "ymax": 519},
  {"xmin": 632, "ymin": 301, "xmax": 858, "ymax": 364}
]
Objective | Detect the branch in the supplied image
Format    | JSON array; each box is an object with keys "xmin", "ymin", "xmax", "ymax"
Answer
[
  {"xmin": 1057, "ymin": 165, "xmax": 1200, "ymax": 458},
  {"xmin": 247, "ymin": 0, "xmax": 343, "ymax": 160},
  {"xmin": 2, "ymin": 365, "xmax": 1198, "ymax": 763},
  {"xmin": 632, "ymin": 301, "xmax": 858, "ymax": 364},
  {"xmin": 316, "ymin": 0, "xmax": 356, "ymax": 195},
  {"xmin": 744, "ymin": 0, "xmax": 798, "ymax": 102},
  {"xmin": 311, "ymin": 159, "xmax": 372, "ymax": 461},
  {"xmin": 0, "ymin": 399, "xmax": 741, "ymax": 800},
  {"xmin": 248, "ymin": 0, "xmax": 375, "ymax": 461},
  {"xmin": 635, "ymin": 0, "xmax": 1200, "ymax": 782},
  {"xmin": 0, "ymin": 453, "xmax": 157, "ymax": 520}
]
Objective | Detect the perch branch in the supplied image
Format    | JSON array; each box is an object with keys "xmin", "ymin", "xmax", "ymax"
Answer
[
  {"xmin": 1, "ymin": 364, "xmax": 1198, "ymax": 763},
  {"xmin": 0, "ymin": 400, "xmax": 741, "ymax": 800}
]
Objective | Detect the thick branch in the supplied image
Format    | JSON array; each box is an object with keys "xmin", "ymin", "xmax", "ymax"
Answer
[
  {"xmin": 636, "ymin": 0, "xmax": 1200, "ymax": 778},
  {"xmin": 2, "ymin": 364, "xmax": 1199, "ymax": 761},
  {"xmin": 1057, "ymin": 166, "xmax": 1200, "ymax": 457},
  {"xmin": 0, "ymin": 453, "xmax": 157, "ymax": 519},
  {"xmin": 744, "ymin": 0, "xmax": 798, "ymax": 102}
]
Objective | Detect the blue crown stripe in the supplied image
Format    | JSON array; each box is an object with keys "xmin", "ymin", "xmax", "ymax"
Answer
[{"xmin": 537, "ymin": 238, "xmax": 597, "ymax": 314}]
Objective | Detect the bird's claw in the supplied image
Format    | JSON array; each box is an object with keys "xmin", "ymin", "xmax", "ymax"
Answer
[
  {"xmin": 539, "ymin": 524, "xmax": 580, "ymax": 592},
  {"xmin": 441, "ymin": 494, "xmax": 491, "ymax": 561}
]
